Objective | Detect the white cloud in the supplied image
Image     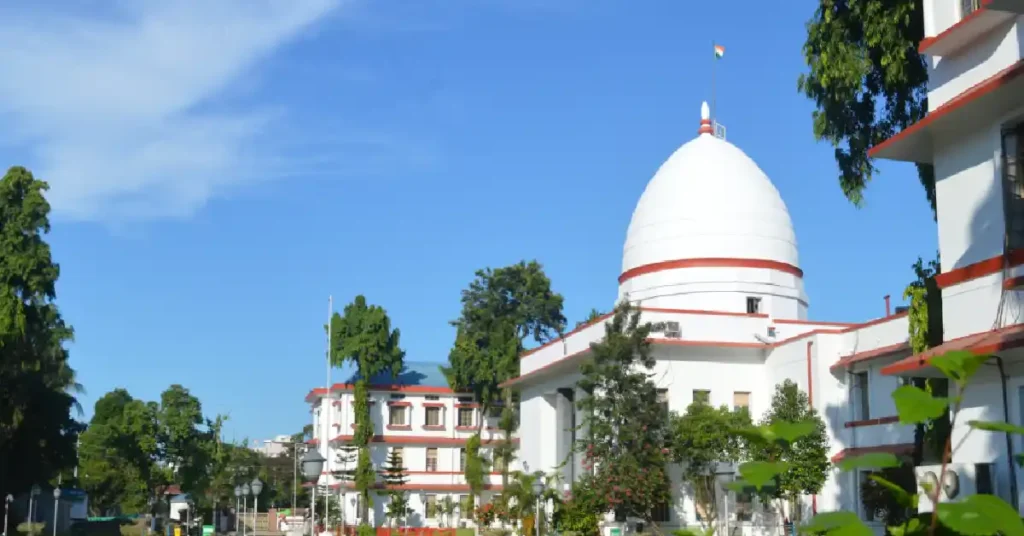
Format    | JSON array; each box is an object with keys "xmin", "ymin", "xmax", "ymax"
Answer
[{"xmin": 0, "ymin": 0, "xmax": 344, "ymax": 221}]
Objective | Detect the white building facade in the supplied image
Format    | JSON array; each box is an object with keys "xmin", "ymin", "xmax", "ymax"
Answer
[
  {"xmin": 305, "ymin": 362, "xmax": 519, "ymax": 528},
  {"xmin": 506, "ymin": 104, "xmax": 922, "ymax": 533},
  {"xmin": 870, "ymin": 0, "xmax": 1024, "ymax": 517}
]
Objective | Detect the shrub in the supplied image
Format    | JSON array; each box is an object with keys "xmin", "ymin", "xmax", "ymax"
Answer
[{"xmin": 356, "ymin": 524, "xmax": 374, "ymax": 536}]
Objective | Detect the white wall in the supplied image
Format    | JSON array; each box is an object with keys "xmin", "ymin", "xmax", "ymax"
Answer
[{"xmin": 929, "ymin": 17, "xmax": 1022, "ymax": 111}]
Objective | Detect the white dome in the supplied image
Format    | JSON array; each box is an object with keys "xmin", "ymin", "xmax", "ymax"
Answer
[{"xmin": 618, "ymin": 102, "xmax": 805, "ymax": 317}]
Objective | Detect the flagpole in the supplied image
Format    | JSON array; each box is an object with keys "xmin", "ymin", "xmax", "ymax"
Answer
[{"xmin": 711, "ymin": 40, "xmax": 717, "ymax": 125}]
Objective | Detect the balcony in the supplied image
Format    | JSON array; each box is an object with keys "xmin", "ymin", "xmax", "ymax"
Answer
[
  {"xmin": 869, "ymin": 59, "xmax": 1024, "ymax": 162},
  {"xmin": 920, "ymin": 1, "xmax": 1018, "ymax": 57}
]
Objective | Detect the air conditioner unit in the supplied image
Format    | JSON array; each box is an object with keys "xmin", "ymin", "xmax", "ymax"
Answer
[
  {"xmin": 915, "ymin": 462, "xmax": 998, "ymax": 512},
  {"xmin": 664, "ymin": 321, "xmax": 681, "ymax": 338}
]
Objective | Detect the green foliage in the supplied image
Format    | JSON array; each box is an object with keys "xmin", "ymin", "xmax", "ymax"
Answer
[
  {"xmin": 330, "ymin": 295, "xmax": 405, "ymax": 520},
  {"xmin": 0, "ymin": 166, "xmax": 82, "ymax": 503},
  {"xmin": 858, "ymin": 461, "xmax": 917, "ymax": 527},
  {"xmin": 444, "ymin": 261, "xmax": 565, "ymax": 403},
  {"xmin": 812, "ymin": 349, "xmax": 1021, "ymax": 536},
  {"xmin": 905, "ymin": 256, "xmax": 942, "ymax": 354},
  {"xmin": 575, "ymin": 301, "xmax": 671, "ymax": 525},
  {"xmin": 554, "ymin": 481, "xmax": 602, "ymax": 536},
  {"xmin": 444, "ymin": 260, "xmax": 564, "ymax": 494},
  {"xmin": 798, "ymin": 0, "xmax": 934, "ymax": 213},
  {"xmin": 669, "ymin": 402, "xmax": 751, "ymax": 533},
  {"xmin": 356, "ymin": 524, "xmax": 374, "ymax": 536},
  {"xmin": 745, "ymin": 380, "xmax": 829, "ymax": 522},
  {"xmin": 378, "ymin": 448, "xmax": 409, "ymax": 527},
  {"xmin": 464, "ymin": 433, "xmax": 486, "ymax": 513},
  {"xmin": 79, "ymin": 389, "xmax": 161, "ymax": 515},
  {"xmin": 574, "ymin": 309, "xmax": 605, "ymax": 330}
]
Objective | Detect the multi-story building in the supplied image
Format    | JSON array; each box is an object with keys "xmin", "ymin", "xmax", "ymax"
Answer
[
  {"xmin": 252, "ymin": 435, "xmax": 298, "ymax": 458},
  {"xmin": 870, "ymin": 0, "xmax": 1024, "ymax": 516},
  {"xmin": 506, "ymin": 103, "xmax": 921, "ymax": 534},
  {"xmin": 305, "ymin": 361, "xmax": 519, "ymax": 527}
]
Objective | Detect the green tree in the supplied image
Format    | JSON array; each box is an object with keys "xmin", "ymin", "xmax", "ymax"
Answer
[
  {"xmin": 330, "ymin": 295, "xmax": 405, "ymax": 523},
  {"xmin": 670, "ymin": 402, "xmax": 752, "ymax": 534},
  {"xmin": 575, "ymin": 301, "xmax": 671, "ymax": 533},
  {"xmin": 748, "ymin": 380, "xmax": 829, "ymax": 523},
  {"xmin": 444, "ymin": 260, "xmax": 565, "ymax": 496},
  {"xmin": 798, "ymin": 0, "xmax": 934, "ymax": 213},
  {"xmin": 378, "ymin": 449, "xmax": 409, "ymax": 528},
  {"xmin": 0, "ymin": 166, "xmax": 82, "ymax": 503},
  {"xmin": 78, "ymin": 389, "xmax": 162, "ymax": 515},
  {"xmin": 574, "ymin": 309, "xmax": 605, "ymax": 329}
]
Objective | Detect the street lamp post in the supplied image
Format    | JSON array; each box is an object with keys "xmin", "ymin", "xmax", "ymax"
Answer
[
  {"xmin": 241, "ymin": 483, "xmax": 251, "ymax": 536},
  {"xmin": 531, "ymin": 473, "xmax": 545, "ymax": 536},
  {"xmin": 234, "ymin": 486, "xmax": 242, "ymax": 534},
  {"xmin": 29, "ymin": 485, "xmax": 40, "ymax": 526},
  {"xmin": 300, "ymin": 449, "xmax": 325, "ymax": 536},
  {"xmin": 250, "ymin": 479, "xmax": 263, "ymax": 536},
  {"xmin": 52, "ymin": 488, "xmax": 61, "ymax": 536},
  {"xmin": 5, "ymin": 494, "xmax": 13, "ymax": 536}
]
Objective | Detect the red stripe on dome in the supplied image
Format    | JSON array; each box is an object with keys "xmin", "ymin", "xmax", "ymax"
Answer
[{"xmin": 619, "ymin": 257, "xmax": 804, "ymax": 284}]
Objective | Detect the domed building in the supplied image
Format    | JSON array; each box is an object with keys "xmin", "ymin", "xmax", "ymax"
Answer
[{"xmin": 505, "ymin": 103, "xmax": 915, "ymax": 532}]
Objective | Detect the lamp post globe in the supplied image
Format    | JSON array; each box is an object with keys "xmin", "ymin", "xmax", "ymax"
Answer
[
  {"xmin": 300, "ymin": 449, "xmax": 326, "ymax": 482},
  {"xmin": 250, "ymin": 478, "xmax": 263, "ymax": 497},
  {"xmin": 235, "ymin": 486, "xmax": 242, "ymax": 498},
  {"xmin": 531, "ymin": 473, "xmax": 544, "ymax": 498},
  {"xmin": 30, "ymin": 486, "xmax": 40, "ymax": 497},
  {"xmin": 242, "ymin": 483, "xmax": 251, "ymax": 497}
]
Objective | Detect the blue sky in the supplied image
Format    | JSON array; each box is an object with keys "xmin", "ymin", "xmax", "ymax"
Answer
[{"xmin": 0, "ymin": 0, "xmax": 937, "ymax": 443}]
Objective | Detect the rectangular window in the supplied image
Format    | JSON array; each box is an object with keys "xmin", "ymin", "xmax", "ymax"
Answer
[
  {"xmin": 426, "ymin": 448, "xmax": 438, "ymax": 472},
  {"xmin": 977, "ymin": 464, "xmax": 994, "ymax": 494},
  {"xmin": 735, "ymin": 488, "xmax": 753, "ymax": 522},
  {"xmin": 693, "ymin": 389, "xmax": 710, "ymax": 405},
  {"xmin": 1002, "ymin": 122, "xmax": 1024, "ymax": 249},
  {"xmin": 492, "ymin": 449, "xmax": 506, "ymax": 473},
  {"xmin": 733, "ymin": 391, "xmax": 751, "ymax": 411},
  {"xmin": 389, "ymin": 393, "xmax": 406, "ymax": 400},
  {"xmin": 858, "ymin": 472, "xmax": 876, "ymax": 522},
  {"xmin": 425, "ymin": 406, "xmax": 441, "ymax": 427},
  {"xmin": 458, "ymin": 407, "xmax": 474, "ymax": 427},
  {"xmin": 460, "ymin": 448, "xmax": 467, "ymax": 472},
  {"xmin": 961, "ymin": 0, "xmax": 982, "ymax": 19},
  {"xmin": 746, "ymin": 297, "xmax": 761, "ymax": 314},
  {"xmin": 426, "ymin": 395, "xmax": 440, "ymax": 401},
  {"xmin": 651, "ymin": 501, "xmax": 670, "ymax": 523},
  {"xmin": 852, "ymin": 372, "xmax": 870, "ymax": 420},
  {"xmin": 389, "ymin": 405, "xmax": 407, "ymax": 426},
  {"xmin": 657, "ymin": 389, "xmax": 669, "ymax": 417},
  {"xmin": 425, "ymin": 495, "xmax": 437, "ymax": 519}
]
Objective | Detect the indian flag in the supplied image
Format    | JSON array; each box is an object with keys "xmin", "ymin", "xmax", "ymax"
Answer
[{"xmin": 714, "ymin": 44, "xmax": 725, "ymax": 59}]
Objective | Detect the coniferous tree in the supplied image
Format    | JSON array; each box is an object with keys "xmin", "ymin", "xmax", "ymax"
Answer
[
  {"xmin": 378, "ymin": 449, "xmax": 409, "ymax": 528},
  {"xmin": 575, "ymin": 301, "xmax": 671, "ymax": 532}
]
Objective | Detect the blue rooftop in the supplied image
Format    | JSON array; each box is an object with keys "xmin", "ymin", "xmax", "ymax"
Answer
[{"xmin": 343, "ymin": 361, "xmax": 449, "ymax": 388}]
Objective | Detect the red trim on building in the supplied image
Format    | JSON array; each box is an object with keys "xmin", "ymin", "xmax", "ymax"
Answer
[
  {"xmin": 831, "ymin": 443, "xmax": 915, "ymax": 463},
  {"xmin": 455, "ymin": 403, "xmax": 480, "ymax": 409},
  {"xmin": 845, "ymin": 416, "xmax": 900, "ymax": 428},
  {"xmin": 330, "ymin": 434, "xmax": 517, "ymax": 445},
  {"xmin": 387, "ymin": 401, "xmax": 412, "ymax": 407},
  {"xmin": 1004, "ymin": 276, "xmax": 1024, "ymax": 290},
  {"xmin": 422, "ymin": 425, "xmax": 446, "ymax": 431},
  {"xmin": 830, "ymin": 342, "xmax": 911, "ymax": 372},
  {"xmin": 774, "ymin": 319, "xmax": 859, "ymax": 327},
  {"xmin": 881, "ymin": 323, "xmax": 1024, "ymax": 375},
  {"xmin": 386, "ymin": 425, "xmax": 412, "ymax": 431},
  {"xmin": 918, "ymin": 0, "xmax": 996, "ymax": 55},
  {"xmin": 422, "ymin": 402, "xmax": 445, "ymax": 408},
  {"xmin": 619, "ymin": 257, "xmax": 804, "ymax": 284},
  {"xmin": 934, "ymin": 250, "xmax": 1024, "ymax": 289},
  {"xmin": 869, "ymin": 60, "xmax": 1024, "ymax": 159}
]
